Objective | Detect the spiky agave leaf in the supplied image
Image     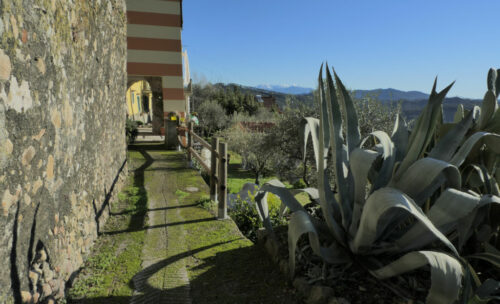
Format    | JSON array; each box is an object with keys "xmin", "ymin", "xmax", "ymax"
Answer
[
  {"xmin": 454, "ymin": 104, "xmax": 465, "ymax": 123},
  {"xmin": 449, "ymin": 132, "xmax": 500, "ymax": 167},
  {"xmin": 288, "ymin": 210, "xmax": 350, "ymax": 277},
  {"xmin": 467, "ymin": 279, "xmax": 500, "ymax": 304},
  {"xmin": 394, "ymin": 79, "xmax": 454, "ymax": 181},
  {"xmin": 429, "ymin": 110, "xmax": 475, "ymax": 162},
  {"xmin": 362, "ymin": 130, "xmax": 395, "ymax": 191},
  {"xmin": 371, "ymin": 251, "xmax": 463, "ymax": 304},
  {"xmin": 396, "ymin": 189, "xmax": 489, "ymax": 251},
  {"xmin": 391, "ymin": 113, "xmax": 409, "ymax": 162},
  {"xmin": 300, "ymin": 117, "xmax": 326, "ymax": 169},
  {"xmin": 477, "ymin": 90, "xmax": 498, "ymax": 130},
  {"xmin": 349, "ymin": 148, "xmax": 379, "ymax": 237},
  {"xmin": 350, "ymin": 187, "xmax": 459, "ymax": 256},
  {"xmin": 392, "ymin": 158, "xmax": 461, "ymax": 207},
  {"xmin": 324, "ymin": 67, "xmax": 353, "ymax": 228}
]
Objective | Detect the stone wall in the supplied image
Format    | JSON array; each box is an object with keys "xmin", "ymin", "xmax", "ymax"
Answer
[{"xmin": 0, "ymin": 0, "xmax": 128, "ymax": 302}]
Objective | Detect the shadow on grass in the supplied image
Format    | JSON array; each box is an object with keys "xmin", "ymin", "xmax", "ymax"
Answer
[
  {"xmin": 228, "ymin": 163, "xmax": 254, "ymax": 179},
  {"xmin": 68, "ymin": 240, "xmax": 299, "ymax": 304},
  {"xmin": 99, "ymin": 146, "xmax": 153, "ymax": 236},
  {"xmin": 101, "ymin": 217, "xmax": 216, "ymax": 236}
]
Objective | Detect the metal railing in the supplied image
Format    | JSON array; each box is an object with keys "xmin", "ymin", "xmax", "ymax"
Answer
[{"xmin": 179, "ymin": 122, "xmax": 227, "ymax": 219}]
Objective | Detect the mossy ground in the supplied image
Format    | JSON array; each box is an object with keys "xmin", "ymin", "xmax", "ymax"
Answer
[
  {"xmin": 66, "ymin": 143, "xmax": 300, "ymax": 303},
  {"xmin": 67, "ymin": 150, "xmax": 149, "ymax": 303}
]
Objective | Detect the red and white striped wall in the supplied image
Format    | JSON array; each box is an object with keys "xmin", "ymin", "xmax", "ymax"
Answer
[{"xmin": 126, "ymin": 0, "xmax": 186, "ymax": 130}]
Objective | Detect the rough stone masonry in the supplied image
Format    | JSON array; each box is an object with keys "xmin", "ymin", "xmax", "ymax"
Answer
[{"xmin": 0, "ymin": 0, "xmax": 128, "ymax": 302}]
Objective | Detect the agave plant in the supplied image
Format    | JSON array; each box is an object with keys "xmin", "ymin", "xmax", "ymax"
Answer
[{"xmin": 255, "ymin": 65, "xmax": 500, "ymax": 303}]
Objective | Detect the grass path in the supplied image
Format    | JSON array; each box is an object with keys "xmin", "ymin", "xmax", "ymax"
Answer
[{"xmin": 67, "ymin": 143, "xmax": 299, "ymax": 304}]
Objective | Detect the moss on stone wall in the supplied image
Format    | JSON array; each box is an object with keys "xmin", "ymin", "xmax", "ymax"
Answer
[{"xmin": 0, "ymin": 0, "xmax": 127, "ymax": 302}]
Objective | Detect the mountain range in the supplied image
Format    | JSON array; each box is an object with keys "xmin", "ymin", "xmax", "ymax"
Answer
[
  {"xmin": 245, "ymin": 85, "xmax": 483, "ymax": 122},
  {"xmin": 255, "ymin": 84, "xmax": 313, "ymax": 95}
]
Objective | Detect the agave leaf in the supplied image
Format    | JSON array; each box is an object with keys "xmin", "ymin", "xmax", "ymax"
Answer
[
  {"xmin": 450, "ymin": 132, "xmax": 500, "ymax": 167},
  {"xmin": 324, "ymin": 67, "xmax": 353, "ymax": 228},
  {"xmin": 487, "ymin": 68, "xmax": 497, "ymax": 95},
  {"xmin": 318, "ymin": 65, "xmax": 332, "ymax": 158},
  {"xmin": 457, "ymin": 195, "xmax": 500, "ymax": 250},
  {"xmin": 288, "ymin": 210, "xmax": 350, "ymax": 277},
  {"xmin": 478, "ymin": 90, "xmax": 498, "ymax": 130},
  {"xmin": 333, "ymin": 69, "xmax": 361, "ymax": 155},
  {"xmin": 289, "ymin": 188, "xmax": 319, "ymax": 201},
  {"xmin": 349, "ymin": 148, "xmax": 379, "ymax": 237},
  {"xmin": 257, "ymin": 179, "xmax": 306, "ymax": 213},
  {"xmin": 485, "ymin": 108, "xmax": 500, "ymax": 133},
  {"xmin": 463, "ymin": 164, "xmax": 500, "ymax": 195},
  {"xmin": 466, "ymin": 252, "xmax": 500, "ymax": 268},
  {"xmin": 300, "ymin": 117, "xmax": 327, "ymax": 169},
  {"xmin": 351, "ymin": 187, "xmax": 458, "ymax": 256},
  {"xmin": 284, "ymin": 188, "xmax": 321, "ymax": 217},
  {"xmin": 254, "ymin": 191, "xmax": 273, "ymax": 233},
  {"xmin": 371, "ymin": 251, "xmax": 463, "ymax": 304},
  {"xmin": 391, "ymin": 114, "xmax": 409, "ymax": 162},
  {"xmin": 462, "ymin": 259, "xmax": 482, "ymax": 303},
  {"xmin": 429, "ymin": 110, "xmax": 475, "ymax": 162},
  {"xmin": 393, "ymin": 158, "xmax": 461, "ymax": 206},
  {"xmin": 396, "ymin": 80, "xmax": 454, "ymax": 180},
  {"xmin": 464, "ymin": 165, "xmax": 487, "ymax": 189},
  {"xmin": 467, "ymin": 279, "xmax": 500, "ymax": 304},
  {"xmin": 454, "ymin": 104, "xmax": 465, "ymax": 123},
  {"xmin": 497, "ymin": 68, "xmax": 500, "ymax": 97},
  {"xmin": 485, "ymin": 242, "xmax": 500, "ymax": 255},
  {"xmin": 315, "ymin": 72, "xmax": 348, "ymax": 244},
  {"xmin": 364, "ymin": 131, "xmax": 396, "ymax": 191},
  {"xmin": 396, "ymin": 189, "xmax": 480, "ymax": 251}
]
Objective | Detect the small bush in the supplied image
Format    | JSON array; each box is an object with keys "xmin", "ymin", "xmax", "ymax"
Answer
[
  {"xmin": 230, "ymin": 193, "xmax": 286, "ymax": 242},
  {"xmin": 126, "ymin": 119, "xmax": 138, "ymax": 144},
  {"xmin": 196, "ymin": 195, "xmax": 216, "ymax": 211}
]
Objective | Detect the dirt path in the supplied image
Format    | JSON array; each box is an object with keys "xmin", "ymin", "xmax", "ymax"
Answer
[
  {"xmin": 67, "ymin": 144, "xmax": 299, "ymax": 304},
  {"xmin": 130, "ymin": 150, "xmax": 192, "ymax": 304}
]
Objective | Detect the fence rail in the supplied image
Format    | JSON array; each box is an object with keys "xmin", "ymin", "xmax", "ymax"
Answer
[{"xmin": 178, "ymin": 122, "xmax": 227, "ymax": 219}]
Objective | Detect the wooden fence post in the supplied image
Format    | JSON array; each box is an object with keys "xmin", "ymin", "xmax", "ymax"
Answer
[
  {"xmin": 217, "ymin": 142, "xmax": 228, "ymax": 219},
  {"xmin": 210, "ymin": 137, "xmax": 219, "ymax": 202},
  {"xmin": 187, "ymin": 122, "xmax": 193, "ymax": 163}
]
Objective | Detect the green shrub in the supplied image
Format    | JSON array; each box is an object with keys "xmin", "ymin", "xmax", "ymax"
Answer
[
  {"xmin": 126, "ymin": 119, "xmax": 138, "ymax": 144},
  {"xmin": 196, "ymin": 195, "xmax": 216, "ymax": 211},
  {"xmin": 230, "ymin": 193, "xmax": 285, "ymax": 242}
]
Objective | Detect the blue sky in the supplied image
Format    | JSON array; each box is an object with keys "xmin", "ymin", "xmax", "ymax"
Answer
[{"xmin": 183, "ymin": 0, "xmax": 500, "ymax": 99}]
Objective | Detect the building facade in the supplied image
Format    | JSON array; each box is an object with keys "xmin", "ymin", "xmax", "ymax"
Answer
[{"xmin": 126, "ymin": 0, "xmax": 189, "ymax": 134}]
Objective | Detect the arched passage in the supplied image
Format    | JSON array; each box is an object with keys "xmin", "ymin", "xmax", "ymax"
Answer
[
  {"xmin": 127, "ymin": 77, "xmax": 165, "ymax": 135},
  {"xmin": 126, "ymin": 0, "xmax": 189, "ymax": 137},
  {"xmin": 126, "ymin": 80, "xmax": 153, "ymax": 124}
]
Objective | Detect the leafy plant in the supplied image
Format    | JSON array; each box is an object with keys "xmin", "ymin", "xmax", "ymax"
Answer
[
  {"xmin": 126, "ymin": 119, "xmax": 139, "ymax": 144},
  {"xmin": 230, "ymin": 192, "xmax": 286, "ymax": 242},
  {"xmin": 198, "ymin": 99, "xmax": 230, "ymax": 136},
  {"xmin": 197, "ymin": 195, "xmax": 216, "ymax": 211},
  {"xmin": 255, "ymin": 65, "xmax": 500, "ymax": 303}
]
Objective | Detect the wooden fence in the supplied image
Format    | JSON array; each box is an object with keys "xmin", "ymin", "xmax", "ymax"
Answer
[{"xmin": 178, "ymin": 122, "xmax": 227, "ymax": 219}]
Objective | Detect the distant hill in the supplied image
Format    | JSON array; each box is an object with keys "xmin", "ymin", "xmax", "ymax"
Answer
[
  {"xmin": 354, "ymin": 88, "xmax": 429, "ymax": 101},
  {"xmin": 222, "ymin": 83, "xmax": 483, "ymax": 123},
  {"xmin": 393, "ymin": 97, "xmax": 482, "ymax": 122},
  {"xmin": 255, "ymin": 84, "xmax": 313, "ymax": 95}
]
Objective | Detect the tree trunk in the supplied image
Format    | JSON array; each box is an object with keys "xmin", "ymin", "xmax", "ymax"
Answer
[{"xmin": 255, "ymin": 171, "xmax": 260, "ymax": 185}]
